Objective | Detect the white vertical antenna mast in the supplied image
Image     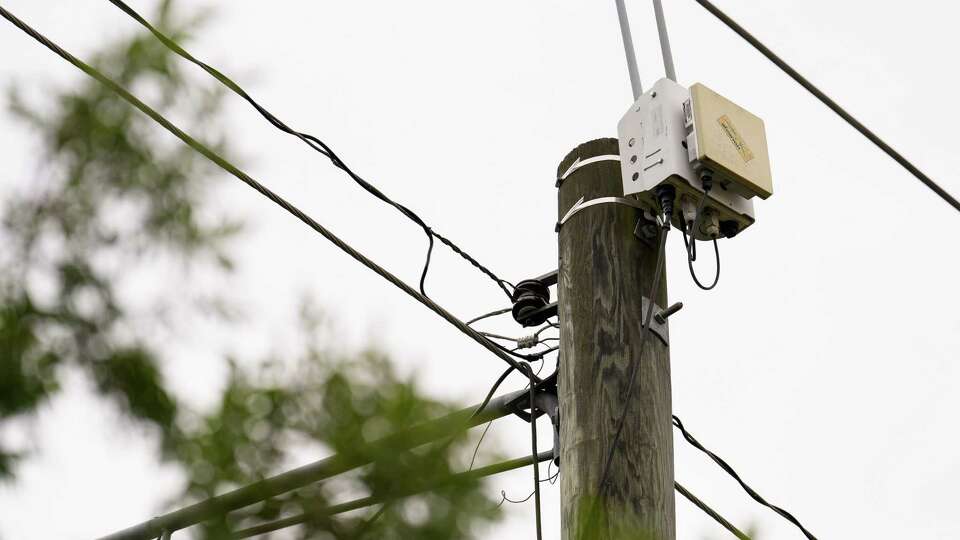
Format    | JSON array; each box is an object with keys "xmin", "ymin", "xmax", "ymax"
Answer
[
  {"xmin": 614, "ymin": 0, "xmax": 643, "ymax": 99},
  {"xmin": 652, "ymin": 0, "xmax": 677, "ymax": 81}
]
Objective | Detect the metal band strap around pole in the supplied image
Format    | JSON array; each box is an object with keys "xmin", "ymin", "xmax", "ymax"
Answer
[
  {"xmin": 558, "ymin": 195, "xmax": 654, "ymax": 230},
  {"xmin": 556, "ymin": 154, "xmax": 621, "ymax": 187}
]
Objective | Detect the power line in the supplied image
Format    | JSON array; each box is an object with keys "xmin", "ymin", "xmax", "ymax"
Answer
[
  {"xmin": 0, "ymin": 6, "xmax": 533, "ymax": 385},
  {"xmin": 673, "ymin": 415, "xmax": 818, "ymax": 540},
  {"xmin": 691, "ymin": 0, "xmax": 960, "ymax": 214},
  {"xmin": 674, "ymin": 481, "xmax": 751, "ymax": 540},
  {"xmin": 104, "ymin": 0, "xmax": 516, "ymax": 298}
]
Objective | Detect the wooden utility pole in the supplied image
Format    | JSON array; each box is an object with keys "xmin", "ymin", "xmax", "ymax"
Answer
[{"xmin": 557, "ymin": 138, "xmax": 675, "ymax": 539}]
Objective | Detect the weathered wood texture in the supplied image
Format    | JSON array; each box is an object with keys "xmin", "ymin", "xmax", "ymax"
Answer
[{"xmin": 558, "ymin": 138, "xmax": 675, "ymax": 540}]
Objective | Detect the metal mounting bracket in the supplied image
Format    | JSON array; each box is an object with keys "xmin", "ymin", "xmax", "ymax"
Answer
[
  {"xmin": 642, "ymin": 296, "xmax": 670, "ymax": 346},
  {"xmin": 633, "ymin": 210, "xmax": 662, "ymax": 248},
  {"xmin": 507, "ymin": 370, "xmax": 561, "ymax": 465}
]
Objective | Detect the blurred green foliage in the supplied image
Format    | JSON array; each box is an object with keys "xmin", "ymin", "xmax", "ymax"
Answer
[
  {"xmin": 0, "ymin": 1, "xmax": 502, "ymax": 538},
  {"xmin": 1, "ymin": 0, "xmax": 226, "ymax": 473},
  {"xmin": 182, "ymin": 329, "xmax": 500, "ymax": 539}
]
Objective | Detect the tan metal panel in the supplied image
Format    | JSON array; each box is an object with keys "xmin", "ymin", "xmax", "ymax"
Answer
[{"xmin": 690, "ymin": 83, "xmax": 773, "ymax": 199}]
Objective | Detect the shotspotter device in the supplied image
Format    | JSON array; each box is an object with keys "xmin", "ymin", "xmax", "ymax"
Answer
[{"xmin": 617, "ymin": 78, "xmax": 772, "ymax": 240}]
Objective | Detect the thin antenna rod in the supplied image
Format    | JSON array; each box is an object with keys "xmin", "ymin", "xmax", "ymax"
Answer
[
  {"xmin": 652, "ymin": 0, "xmax": 677, "ymax": 81},
  {"xmin": 614, "ymin": 0, "xmax": 642, "ymax": 99}
]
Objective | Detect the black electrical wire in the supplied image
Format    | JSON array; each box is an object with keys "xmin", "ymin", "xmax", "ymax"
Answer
[
  {"xmin": 681, "ymin": 220, "xmax": 721, "ymax": 291},
  {"xmin": 692, "ymin": 0, "xmax": 960, "ymax": 214},
  {"xmin": 682, "ymin": 182, "xmax": 721, "ymax": 290},
  {"xmin": 521, "ymin": 363, "xmax": 543, "ymax": 540},
  {"xmin": 497, "ymin": 489, "xmax": 536, "ymax": 507},
  {"xmin": 675, "ymin": 482, "xmax": 751, "ymax": 540},
  {"xmin": 497, "ymin": 466, "xmax": 559, "ymax": 509},
  {"xmin": 587, "ymin": 224, "xmax": 670, "ymax": 527},
  {"xmin": 468, "ymin": 420, "xmax": 495, "ymax": 472},
  {"xmin": 546, "ymin": 459, "xmax": 560, "ymax": 485},
  {"xmin": 682, "ymin": 181, "xmax": 712, "ymax": 262},
  {"xmin": 673, "ymin": 415, "xmax": 818, "ymax": 540},
  {"xmin": 0, "ymin": 6, "xmax": 535, "ymax": 380},
  {"xmin": 454, "ymin": 365, "xmax": 516, "ymax": 475},
  {"xmin": 471, "ymin": 366, "xmax": 516, "ymax": 421},
  {"xmin": 104, "ymin": 0, "xmax": 516, "ymax": 298}
]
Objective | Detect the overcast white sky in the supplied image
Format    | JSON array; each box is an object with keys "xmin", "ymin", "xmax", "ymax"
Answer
[{"xmin": 1, "ymin": 0, "xmax": 959, "ymax": 538}]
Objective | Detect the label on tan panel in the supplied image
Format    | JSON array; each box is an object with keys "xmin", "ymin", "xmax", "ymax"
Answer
[{"xmin": 717, "ymin": 115, "xmax": 754, "ymax": 163}]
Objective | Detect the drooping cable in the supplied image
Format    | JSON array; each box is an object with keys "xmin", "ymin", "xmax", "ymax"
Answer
[
  {"xmin": 682, "ymin": 180, "xmax": 721, "ymax": 290},
  {"xmin": 471, "ymin": 366, "xmax": 516, "ymax": 421},
  {"xmin": 104, "ymin": 0, "xmax": 516, "ymax": 298},
  {"xmin": 0, "ymin": 6, "xmax": 534, "ymax": 379},
  {"xmin": 466, "ymin": 311, "xmax": 559, "ymax": 472},
  {"xmin": 691, "ymin": 0, "xmax": 960, "ymax": 214},
  {"xmin": 681, "ymin": 220, "xmax": 721, "ymax": 291},
  {"xmin": 468, "ymin": 420, "xmax": 495, "ymax": 472},
  {"xmin": 547, "ymin": 459, "xmax": 560, "ymax": 485},
  {"xmin": 673, "ymin": 415, "xmax": 817, "ymax": 540},
  {"xmin": 497, "ymin": 489, "xmax": 536, "ymax": 507},
  {"xmin": 520, "ymin": 362, "xmax": 543, "ymax": 540}
]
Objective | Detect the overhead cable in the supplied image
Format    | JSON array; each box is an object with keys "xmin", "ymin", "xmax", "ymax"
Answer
[
  {"xmin": 675, "ymin": 481, "xmax": 751, "ymax": 540},
  {"xmin": 673, "ymin": 415, "xmax": 818, "ymax": 540},
  {"xmin": 692, "ymin": 0, "xmax": 960, "ymax": 214},
  {"xmin": 104, "ymin": 0, "xmax": 516, "ymax": 297},
  {"xmin": 0, "ymin": 6, "xmax": 533, "ymax": 395}
]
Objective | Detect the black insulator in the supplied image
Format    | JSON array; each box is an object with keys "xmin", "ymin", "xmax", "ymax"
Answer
[{"xmin": 511, "ymin": 279, "xmax": 551, "ymax": 327}]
